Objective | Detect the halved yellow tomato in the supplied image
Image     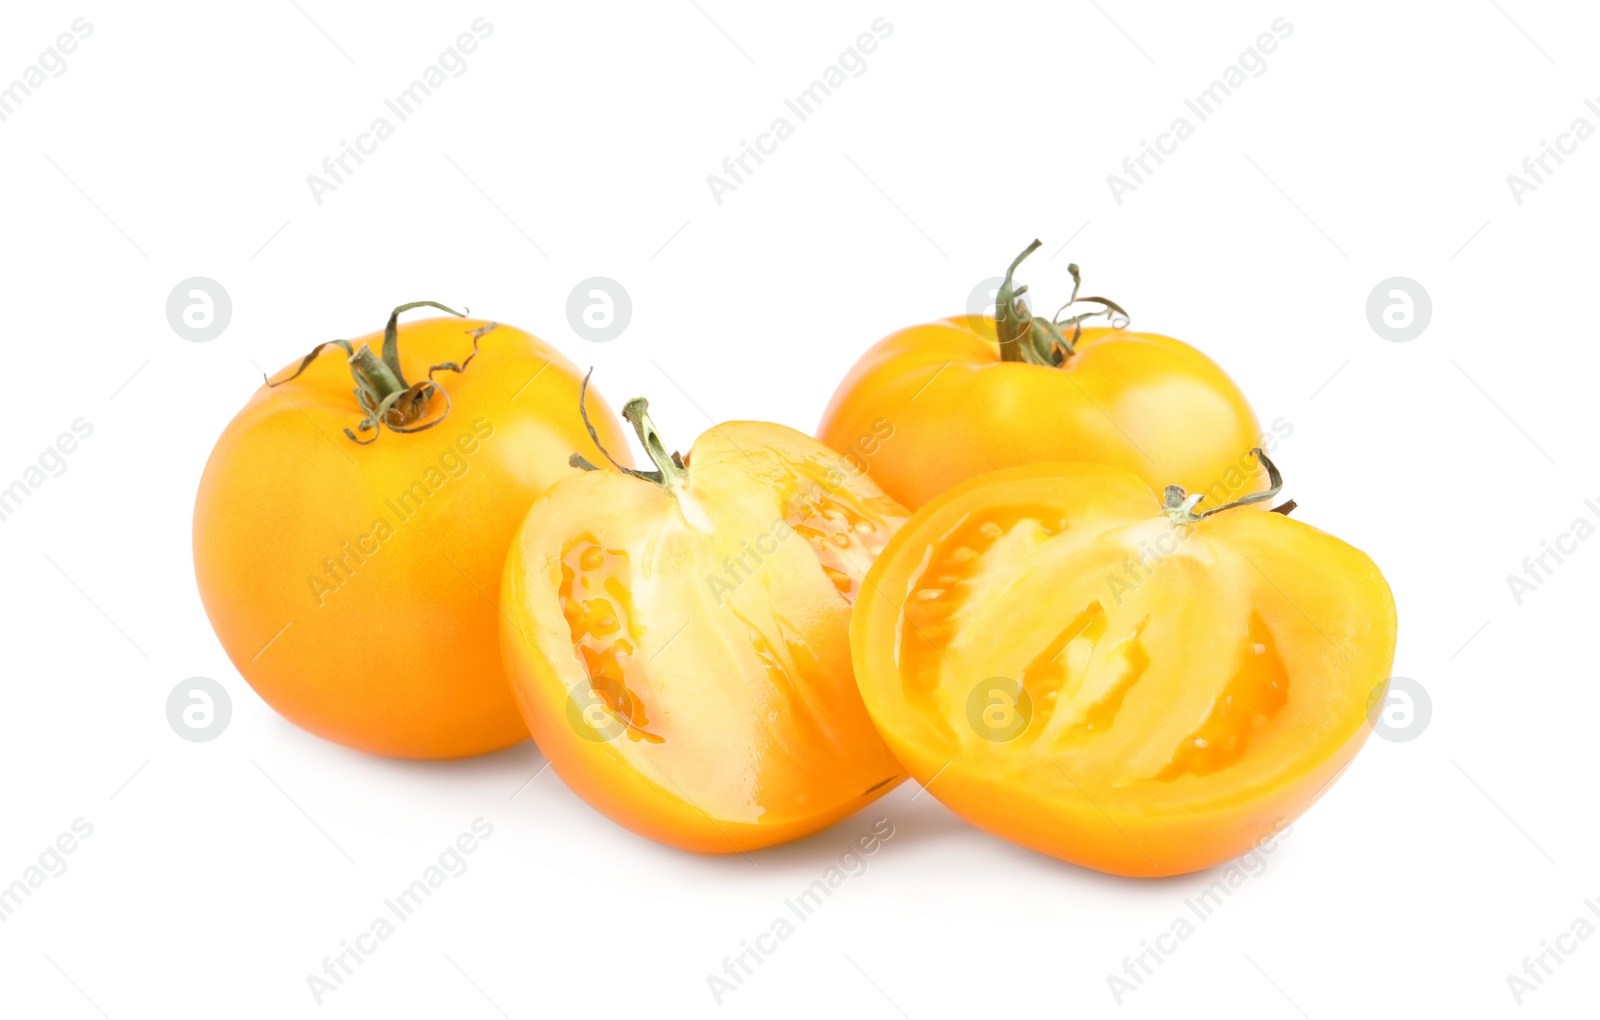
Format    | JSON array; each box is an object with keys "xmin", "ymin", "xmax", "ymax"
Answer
[
  {"xmin": 850, "ymin": 456, "xmax": 1396, "ymax": 877},
  {"xmin": 500, "ymin": 385, "xmax": 909, "ymax": 852}
]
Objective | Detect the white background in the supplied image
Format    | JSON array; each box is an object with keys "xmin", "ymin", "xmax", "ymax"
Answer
[{"xmin": 1, "ymin": 1, "xmax": 1596, "ymax": 1016}]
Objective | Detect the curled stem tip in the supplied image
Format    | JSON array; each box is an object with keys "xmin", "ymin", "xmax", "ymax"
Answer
[
  {"xmin": 1162, "ymin": 448, "xmax": 1285, "ymax": 524},
  {"xmin": 382, "ymin": 300, "xmax": 466, "ymax": 378},
  {"xmin": 572, "ymin": 370, "xmax": 688, "ymax": 490}
]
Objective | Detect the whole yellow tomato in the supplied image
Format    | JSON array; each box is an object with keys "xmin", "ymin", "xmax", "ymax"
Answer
[
  {"xmin": 850, "ymin": 454, "xmax": 1396, "ymax": 877},
  {"xmin": 194, "ymin": 304, "xmax": 631, "ymax": 759},
  {"xmin": 500, "ymin": 384, "xmax": 908, "ymax": 852},
  {"xmin": 819, "ymin": 241, "xmax": 1270, "ymax": 510}
]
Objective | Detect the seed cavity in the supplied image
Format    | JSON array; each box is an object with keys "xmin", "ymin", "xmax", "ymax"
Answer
[
  {"xmin": 1152, "ymin": 612, "xmax": 1288, "ymax": 781},
  {"xmin": 559, "ymin": 538, "xmax": 663, "ymax": 744}
]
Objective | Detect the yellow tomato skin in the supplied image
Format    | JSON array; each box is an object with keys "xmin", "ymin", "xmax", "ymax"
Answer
[
  {"xmin": 818, "ymin": 316, "xmax": 1269, "ymax": 511},
  {"xmin": 193, "ymin": 316, "xmax": 631, "ymax": 759},
  {"xmin": 850, "ymin": 462, "xmax": 1397, "ymax": 877},
  {"xmin": 500, "ymin": 421, "xmax": 908, "ymax": 853}
]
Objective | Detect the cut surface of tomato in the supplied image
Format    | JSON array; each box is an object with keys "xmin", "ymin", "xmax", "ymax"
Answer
[
  {"xmin": 501, "ymin": 399, "xmax": 909, "ymax": 853},
  {"xmin": 851, "ymin": 460, "xmax": 1396, "ymax": 877}
]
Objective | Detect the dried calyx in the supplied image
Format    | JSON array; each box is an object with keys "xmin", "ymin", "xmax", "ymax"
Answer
[
  {"xmin": 995, "ymin": 239, "xmax": 1130, "ymax": 366},
  {"xmin": 266, "ymin": 301, "xmax": 493, "ymax": 444}
]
